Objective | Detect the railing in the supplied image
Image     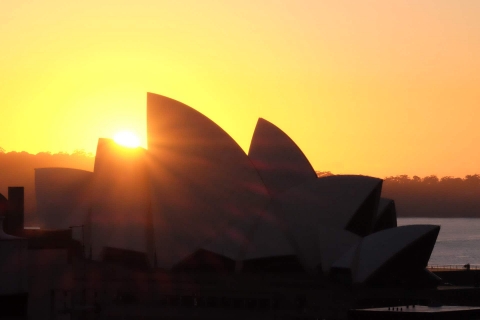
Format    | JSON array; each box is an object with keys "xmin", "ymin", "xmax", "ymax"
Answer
[{"xmin": 428, "ymin": 264, "xmax": 480, "ymax": 270}]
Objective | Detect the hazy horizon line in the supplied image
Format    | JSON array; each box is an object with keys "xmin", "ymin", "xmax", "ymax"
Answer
[
  {"xmin": 2, "ymin": 148, "xmax": 480, "ymax": 180},
  {"xmin": 0, "ymin": 147, "xmax": 94, "ymax": 157}
]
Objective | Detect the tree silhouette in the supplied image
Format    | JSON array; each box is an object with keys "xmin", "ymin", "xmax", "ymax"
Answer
[{"xmin": 383, "ymin": 174, "xmax": 480, "ymax": 217}]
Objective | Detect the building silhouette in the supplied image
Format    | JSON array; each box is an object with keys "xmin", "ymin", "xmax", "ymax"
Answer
[{"xmin": 2, "ymin": 93, "xmax": 448, "ymax": 318}]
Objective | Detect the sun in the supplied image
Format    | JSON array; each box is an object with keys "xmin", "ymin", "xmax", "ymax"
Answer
[{"xmin": 113, "ymin": 131, "xmax": 141, "ymax": 148}]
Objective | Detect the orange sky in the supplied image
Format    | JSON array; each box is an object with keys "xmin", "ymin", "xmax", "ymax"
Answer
[{"xmin": 1, "ymin": 1, "xmax": 480, "ymax": 178}]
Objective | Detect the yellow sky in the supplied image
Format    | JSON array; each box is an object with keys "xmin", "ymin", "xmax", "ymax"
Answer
[{"xmin": 1, "ymin": 0, "xmax": 480, "ymax": 178}]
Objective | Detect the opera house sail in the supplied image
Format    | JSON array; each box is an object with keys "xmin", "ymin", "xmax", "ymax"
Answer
[
  {"xmin": 146, "ymin": 94, "xmax": 270, "ymax": 269},
  {"xmin": 32, "ymin": 92, "xmax": 441, "ymax": 288},
  {"xmin": 35, "ymin": 168, "xmax": 92, "ymax": 231}
]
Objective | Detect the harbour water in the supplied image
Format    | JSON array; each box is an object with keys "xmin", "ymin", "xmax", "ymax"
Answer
[{"xmin": 398, "ymin": 218, "xmax": 480, "ymax": 267}]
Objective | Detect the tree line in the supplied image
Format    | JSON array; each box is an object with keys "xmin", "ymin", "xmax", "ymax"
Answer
[
  {"xmin": 0, "ymin": 148, "xmax": 478, "ymax": 225},
  {"xmin": 381, "ymin": 174, "xmax": 480, "ymax": 217}
]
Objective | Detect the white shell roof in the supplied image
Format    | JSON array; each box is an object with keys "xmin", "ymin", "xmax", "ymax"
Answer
[
  {"xmin": 332, "ymin": 225, "xmax": 440, "ymax": 283},
  {"xmin": 248, "ymin": 118, "xmax": 317, "ymax": 196},
  {"xmin": 243, "ymin": 209, "xmax": 295, "ymax": 260},
  {"xmin": 318, "ymin": 225, "xmax": 360, "ymax": 273},
  {"xmin": 146, "ymin": 93, "xmax": 270, "ymax": 269},
  {"xmin": 271, "ymin": 175, "xmax": 381, "ymax": 272},
  {"xmin": 34, "ymin": 167, "xmax": 92, "ymax": 230},
  {"xmin": 377, "ymin": 198, "xmax": 393, "ymax": 217},
  {"xmin": 90, "ymin": 138, "xmax": 152, "ymax": 261},
  {"xmin": 200, "ymin": 217, "xmax": 258, "ymax": 261},
  {"xmin": 201, "ymin": 207, "xmax": 295, "ymax": 264},
  {"xmin": 274, "ymin": 175, "xmax": 382, "ymax": 231},
  {"xmin": 373, "ymin": 198, "xmax": 397, "ymax": 231}
]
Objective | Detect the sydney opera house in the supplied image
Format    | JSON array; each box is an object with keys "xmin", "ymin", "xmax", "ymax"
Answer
[
  {"xmin": 33, "ymin": 93, "xmax": 441, "ymax": 287},
  {"xmin": 1, "ymin": 93, "xmax": 449, "ymax": 318}
]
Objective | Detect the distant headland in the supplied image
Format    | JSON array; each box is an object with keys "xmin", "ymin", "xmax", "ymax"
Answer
[{"xmin": 0, "ymin": 149, "xmax": 479, "ymax": 221}]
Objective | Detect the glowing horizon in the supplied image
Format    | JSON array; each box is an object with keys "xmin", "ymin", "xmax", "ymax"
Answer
[{"xmin": 2, "ymin": 1, "xmax": 480, "ymax": 178}]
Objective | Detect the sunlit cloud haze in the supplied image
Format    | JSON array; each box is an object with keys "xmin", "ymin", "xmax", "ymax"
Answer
[{"xmin": 1, "ymin": 0, "xmax": 480, "ymax": 178}]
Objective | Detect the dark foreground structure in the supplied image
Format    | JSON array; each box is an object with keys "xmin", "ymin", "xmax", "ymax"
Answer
[
  {"xmin": 2, "ymin": 93, "xmax": 480, "ymax": 319},
  {"xmin": 350, "ymin": 305, "xmax": 480, "ymax": 320},
  {"xmin": 23, "ymin": 262, "xmax": 480, "ymax": 319}
]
